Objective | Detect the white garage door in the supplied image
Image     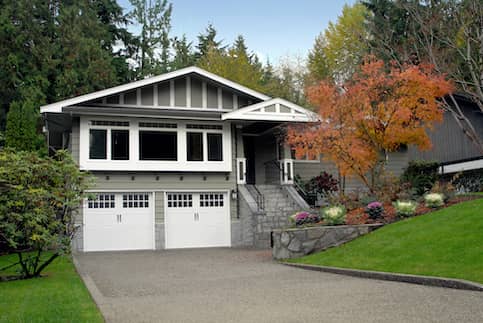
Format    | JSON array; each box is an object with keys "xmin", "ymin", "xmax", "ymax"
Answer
[
  {"xmin": 84, "ymin": 192, "xmax": 154, "ymax": 252},
  {"xmin": 165, "ymin": 192, "xmax": 231, "ymax": 249}
]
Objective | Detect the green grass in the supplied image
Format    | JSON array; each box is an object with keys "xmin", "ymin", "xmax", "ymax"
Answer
[
  {"xmin": 290, "ymin": 198, "xmax": 483, "ymax": 284},
  {"xmin": 0, "ymin": 254, "xmax": 103, "ymax": 323}
]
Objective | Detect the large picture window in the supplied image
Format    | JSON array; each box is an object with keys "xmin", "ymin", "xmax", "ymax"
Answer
[
  {"xmin": 207, "ymin": 133, "xmax": 223, "ymax": 161},
  {"xmin": 89, "ymin": 129, "xmax": 107, "ymax": 159},
  {"xmin": 111, "ymin": 130, "xmax": 129, "ymax": 160},
  {"xmin": 139, "ymin": 131, "xmax": 177, "ymax": 160},
  {"xmin": 187, "ymin": 132, "xmax": 203, "ymax": 161}
]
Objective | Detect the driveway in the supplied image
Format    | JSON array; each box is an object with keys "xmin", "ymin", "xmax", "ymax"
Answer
[{"xmin": 75, "ymin": 248, "xmax": 483, "ymax": 323}]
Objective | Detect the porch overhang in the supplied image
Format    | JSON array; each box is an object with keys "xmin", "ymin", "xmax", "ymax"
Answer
[{"xmin": 221, "ymin": 98, "xmax": 318, "ymax": 123}]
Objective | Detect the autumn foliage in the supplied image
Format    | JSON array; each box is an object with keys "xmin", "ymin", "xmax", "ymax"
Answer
[{"xmin": 287, "ymin": 57, "xmax": 453, "ymax": 191}]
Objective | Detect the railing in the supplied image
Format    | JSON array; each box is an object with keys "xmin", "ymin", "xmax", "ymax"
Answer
[
  {"xmin": 294, "ymin": 176, "xmax": 317, "ymax": 207},
  {"xmin": 251, "ymin": 185, "xmax": 265, "ymax": 211}
]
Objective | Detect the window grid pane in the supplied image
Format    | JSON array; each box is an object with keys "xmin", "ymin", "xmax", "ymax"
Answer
[
  {"xmin": 200, "ymin": 193, "xmax": 224, "ymax": 207},
  {"xmin": 122, "ymin": 193, "xmax": 149, "ymax": 208},
  {"xmin": 88, "ymin": 194, "xmax": 115, "ymax": 209},
  {"xmin": 167, "ymin": 193, "xmax": 193, "ymax": 208}
]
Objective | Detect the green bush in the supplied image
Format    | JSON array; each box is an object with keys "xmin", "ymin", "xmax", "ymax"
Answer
[
  {"xmin": 393, "ymin": 200, "xmax": 418, "ymax": 217},
  {"xmin": 401, "ymin": 160, "xmax": 440, "ymax": 196},
  {"xmin": 320, "ymin": 205, "xmax": 346, "ymax": 225}
]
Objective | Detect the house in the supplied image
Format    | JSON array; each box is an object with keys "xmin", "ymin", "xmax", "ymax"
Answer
[
  {"xmin": 41, "ymin": 66, "xmax": 316, "ymax": 252},
  {"xmin": 408, "ymin": 94, "xmax": 483, "ymax": 175}
]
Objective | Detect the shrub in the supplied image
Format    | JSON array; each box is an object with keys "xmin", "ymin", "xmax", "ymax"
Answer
[
  {"xmin": 393, "ymin": 200, "xmax": 418, "ymax": 217},
  {"xmin": 305, "ymin": 171, "xmax": 339, "ymax": 197},
  {"xmin": 0, "ymin": 149, "xmax": 93, "ymax": 279},
  {"xmin": 401, "ymin": 160, "xmax": 440, "ymax": 196},
  {"xmin": 289, "ymin": 211, "xmax": 320, "ymax": 226},
  {"xmin": 320, "ymin": 205, "xmax": 346, "ymax": 225},
  {"xmin": 365, "ymin": 201, "xmax": 384, "ymax": 220},
  {"xmin": 424, "ymin": 193, "xmax": 445, "ymax": 208}
]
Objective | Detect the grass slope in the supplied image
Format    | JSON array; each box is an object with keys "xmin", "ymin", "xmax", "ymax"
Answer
[
  {"xmin": 291, "ymin": 199, "xmax": 483, "ymax": 284},
  {"xmin": 0, "ymin": 254, "xmax": 103, "ymax": 323}
]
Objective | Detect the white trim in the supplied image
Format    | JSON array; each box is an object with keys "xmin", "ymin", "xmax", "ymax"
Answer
[
  {"xmin": 152, "ymin": 191, "xmax": 156, "ymax": 250},
  {"xmin": 153, "ymin": 84, "xmax": 158, "ymax": 107},
  {"xmin": 439, "ymin": 159, "xmax": 483, "ymax": 174},
  {"xmin": 236, "ymin": 157, "xmax": 247, "ymax": 184},
  {"xmin": 40, "ymin": 66, "xmax": 270, "ymax": 113},
  {"xmin": 233, "ymin": 94, "xmax": 238, "ymax": 109},
  {"xmin": 136, "ymin": 88, "xmax": 141, "ymax": 106},
  {"xmin": 79, "ymin": 116, "xmax": 232, "ymax": 172},
  {"xmin": 221, "ymin": 98, "xmax": 319, "ymax": 122}
]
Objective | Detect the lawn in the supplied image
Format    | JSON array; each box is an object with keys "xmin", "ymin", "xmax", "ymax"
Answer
[
  {"xmin": 290, "ymin": 198, "xmax": 483, "ymax": 284},
  {"xmin": 0, "ymin": 254, "xmax": 103, "ymax": 323}
]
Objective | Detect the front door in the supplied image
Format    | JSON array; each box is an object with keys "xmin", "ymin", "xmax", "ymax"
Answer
[{"xmin": 243, "ymin": 136, "xmax": 256, "ymax": 184}]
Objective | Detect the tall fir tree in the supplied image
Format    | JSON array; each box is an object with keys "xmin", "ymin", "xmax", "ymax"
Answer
[
  {"xmin": 171, "ymin": 35, "xmax": 195, "ymax": 70},
  {"xmin": 129, "ymin": 0, "xmax": 172, "ymax": 77}
]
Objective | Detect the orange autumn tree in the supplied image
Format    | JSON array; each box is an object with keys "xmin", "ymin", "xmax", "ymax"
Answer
[{"xmin": 287, "ymin": 57, "xmax": 453, "ymax": 192}]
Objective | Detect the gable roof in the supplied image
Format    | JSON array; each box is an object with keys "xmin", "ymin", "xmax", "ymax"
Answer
[
  {"xmin": 40, "ymin": 66, "xmax": 271, "ymax": 113},
  {"xmin": 221, "ymin": 98, "xmax": 319, "ymax": 122}
]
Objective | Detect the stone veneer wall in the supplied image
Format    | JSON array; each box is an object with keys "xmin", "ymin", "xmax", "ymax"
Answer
[{"xmin": 272, "ymin": 224, "xmax": 383, "ymax": 259}]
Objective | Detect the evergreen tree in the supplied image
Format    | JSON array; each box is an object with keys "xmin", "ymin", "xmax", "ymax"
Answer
[
  {"xmin": 129, "ymin": 0, "xmax": 173, "ymax": 77},
  {"xmin": 195, "ymin": 23, "xmax": 224, "ymax": 61},
  {"xmin": 171, "ymin": 35, "xmax": 195, "ymax": 70}
]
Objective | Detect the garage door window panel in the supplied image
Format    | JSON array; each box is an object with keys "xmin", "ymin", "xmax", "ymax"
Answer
[
  {"xmin": 123, "ymin": 193, "xmax": 149, "ymax": 208},
  {"xmin": 88, "ymin": 194, "xmax": 115, "ymax": 209},
  {"xmin": 200, "ymin": 193, "xmax": 224, "ymax": 207},
  {"xmin": 167, "ymin": 193, "xmax": 192, "ymax": 208},
  {"xmin": 139, "ymin": 131, "xmax": 177, "ymax": 160}
]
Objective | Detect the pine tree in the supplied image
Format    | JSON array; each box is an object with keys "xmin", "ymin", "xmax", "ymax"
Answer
[
  {"xmin": 195, "ymin": 24, "xmax": 224, "ymax": 61},
  {"xmin": 171, "ymin": 35, "xmax": 195, "ymax": 70}
]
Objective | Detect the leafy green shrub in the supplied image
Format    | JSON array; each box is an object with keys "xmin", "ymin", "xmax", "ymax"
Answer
[
  {"xmin": 401, "ymin": 160, "xmax": 440, "ymax": 196},
  {"xmin": 393, "ymin": 200, "xmax": 418, "ymax": 217},
  {"xmin": 0, "ymin": 149, "xmax": 93, "ymax": 278},
  {"xmin": 424, "ymin": 193, "xmax": 445, "ymax": 208},
  {"xmin": 320, "ymin": 205, "xmax": 346, "ymax": 225},
  {"xmin": 365, "ymin": 201, "xmax": 384, "ymax": 220}
]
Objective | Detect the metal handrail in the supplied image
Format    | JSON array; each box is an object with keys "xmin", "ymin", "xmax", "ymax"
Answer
[{"xmin": 252, "ymin": 185, "xmax": 265, "ymax": 211}]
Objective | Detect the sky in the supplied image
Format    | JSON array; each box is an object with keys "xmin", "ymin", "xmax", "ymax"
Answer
[{"xmin": 117, "ymin": 0, "xmax": 356, "ymax": 64}]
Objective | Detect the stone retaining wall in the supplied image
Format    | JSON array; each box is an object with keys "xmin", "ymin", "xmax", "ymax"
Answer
[{"xmin": 272, "ymin": 224, "xmax": 383, "ymax": 259}]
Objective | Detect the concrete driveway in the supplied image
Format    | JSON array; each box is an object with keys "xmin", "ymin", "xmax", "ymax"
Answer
[{"xmin": 75, "ymin": 248, "xmax": 483, "ymax": 323}]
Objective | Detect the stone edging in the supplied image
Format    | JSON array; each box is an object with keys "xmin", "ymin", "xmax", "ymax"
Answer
[{"xmin": 282, "ymin": 262, "xmax": 483, "ymax": 292}]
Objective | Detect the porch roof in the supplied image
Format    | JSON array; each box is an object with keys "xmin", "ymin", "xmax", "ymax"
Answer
[{"xmin": 221, "ymin": 98, "xmax": 318, "ymax": 123}]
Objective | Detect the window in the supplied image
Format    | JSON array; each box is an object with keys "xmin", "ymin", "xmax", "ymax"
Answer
[
  {"xmin": 207, "ymin": 133, "xmax": 223, "ymax": 161},
  {"xmin": 167, "ymin": 193, "xmax": 193, "ymax": 208},
  {"xmin": 88, "ymin": 194, "xmax": 115, "ymax": 209},
  {"xmin": 187, "ymin": 132, "xmax": 203, "ymax": 161},
  {"xmin": 200, "ymin": 193, "xmax": 224, "ymax": 207},
  {"xmin": 123, "ymin": 193, "xmax": 149, "ymax": 208},
  {"xmin": 139, "ymin": 131, "xmax": 177, "ymax": 160},
  {"xmin": 89, "ymin": 129, "xmax": 107, "ymax": 159},
  {"xmin": 111, "ymin": 130, "xmax": 129, "ymax": 160}
]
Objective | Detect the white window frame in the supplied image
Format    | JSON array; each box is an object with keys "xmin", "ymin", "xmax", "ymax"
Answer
[{"xmin": 79, "ymin": 116, "xmax": 232, "ymax": 172}]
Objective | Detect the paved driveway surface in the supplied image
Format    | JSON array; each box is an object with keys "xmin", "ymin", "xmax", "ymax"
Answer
[{"xmin": 75, "ymin": 248, "xmax": 483, "ymax": 323}]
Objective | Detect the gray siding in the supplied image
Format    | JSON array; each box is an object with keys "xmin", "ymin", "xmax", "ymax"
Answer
[
  {"xmin": 81, "ymin": 75, "xmax": 261, "ymax": 110},
  {"xmin": 408, "ymin": 107, "xmax": 483, "ymax": 163},
  {"xmin": 70, "ymin": 117, "xmax": 80, "ymax": 164},
  {"xmin": 294, "ymin": 151, "xmax": 408, "ymax": 192}
]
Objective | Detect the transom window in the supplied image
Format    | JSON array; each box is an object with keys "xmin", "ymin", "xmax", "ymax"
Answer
[
  {"xmin": 139, "ymin": 122, "xmax": 177, "ymax": 129},
  {"xmin": 91, "ymin": 120, "xmax": 129, "ymax": 127},
  {"xmin": 187, "ymin": 124, "xmax": 223, "ymax": 130},
  {"xmin": 88, "ymin": 194, "xmax": 115, "ymax": 209},
  {"xmin": 200, "ymin": 193, "xmax": 224, "ymax": 207},
  {"xmin": 167, "ymin": 193, "xmax": 193, "ymax": 208},
  {"xmin": 123, "ymin": 193, "xmax": 149, "ymax": 208}
]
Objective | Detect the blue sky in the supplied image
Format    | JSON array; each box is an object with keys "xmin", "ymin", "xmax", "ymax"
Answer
[{"xmin": 118, "ymin": 0, "xmax": 355, "ymax": 64}]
